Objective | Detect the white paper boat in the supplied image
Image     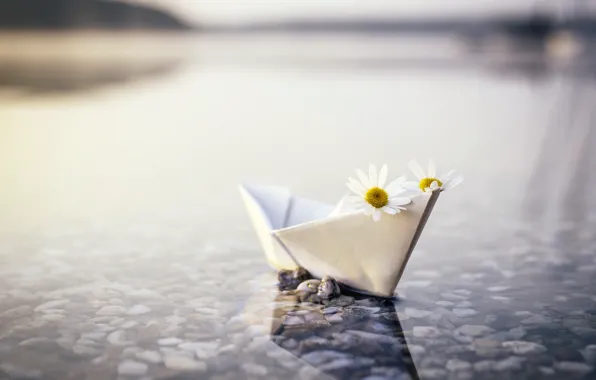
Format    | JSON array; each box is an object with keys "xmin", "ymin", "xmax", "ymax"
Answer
[{"xmin": 239, "ymin": 183, "xmax": 440, "ymax": 297}]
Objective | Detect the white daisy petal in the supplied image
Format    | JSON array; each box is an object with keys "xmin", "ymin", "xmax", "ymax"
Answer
[
  {"xmin": 443, "ymin": 173, "xmax": 463, "ymax": 190},
  {"xmin": 408, "ymin": 160, "xmax": 426, "ymax": 180},
  {"xmin": 378, "ymin": 164, "xmax": 388, "ymax": 188},
  {"xmin": 382, "ymin": 205, "xmax": 397, "ymax": 215},
  {"xmin": 389, "ymin": 197, "xmax": 411, "ymax": 207},
  {"xmin": 356, "ymin": 169, "xmax": 371, "ymax": 188},
  {"xmin": 347, "ymin": 177, "xmax": 367, "ymax": 195},
  {"xmin": 428, "ymin": 159, "xmax": 436, "ymax": 177},
  {"xmin": 385, "ymin": 176, "xmax": 407, "ymax": 196},
  {"xmin": 363, "ymin": 203, "xmax": 375, "ymax": 215},
  {"xmin": 369, "ymin": 164, "xmax": 378, "ymax": 187},
  {"xmin": 372, "ymin": 209, "xmax": 381, "ymax": 222}
]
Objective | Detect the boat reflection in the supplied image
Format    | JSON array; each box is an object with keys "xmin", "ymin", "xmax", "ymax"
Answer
[{"xmin": 269, "ymin": 292, "xmax": 419, "ymax": 380}]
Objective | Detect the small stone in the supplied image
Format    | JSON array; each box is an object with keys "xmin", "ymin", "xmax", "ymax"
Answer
[
  {"xmin": 34, "ymin": 299, "xmax": 68, "ymax": 311},
  {"xmin": 317, "ymin": 276, "xmax": 341, "ymax": 300},
  {"xmin": 446, "ymin": 359, "xmax": 471, "ymax": 371},
  {"xmin": 96, "ymin": 305, "xmax": 127, "ymax": 316},
  {"xmin": 455, "ymin": 325, "xmax": 495, "ymax": 338},
  {"xmin": 164, "ymin": 356, "xmax": 207, "ymax": 372},
  {"xmin": 0, "ymin": 305, "xmax": 32, "ymax": 319},
  {"xmin": 19, "ymin": 337, "xmax": 54, "ymax": 347},
  {"xmin": 323, "ymin": 295, "xmax": 354, "ymax": 307},
  {"xmin": 494, "ymin": 356, "xmax": 525, "ymax": 371},
  {"xmin": 41, "ymin": 314, "xmax": 65, "ymax": 322},
  {"xmin": 553, "ymin": 361, "xmax": 593, "ymax": 374},
  {"xmin": 474, "ymin": 360, "xmax": 496, "ymax": 372},
  {"xmin": 435, "ymin": 301, "xmax": 454, "ymax": 307},
  {"xmin": 521, "ymin": 315, "xmax": 553, "ymax": 325},
  {"xmin": 126, "ymin": 305, "xmax": 151, "ymax": 315},
  {"xmin": 346, "ymin": 330, "xmax": 401, "ymax": 345},
  {"xmin": 326, "ymin": 314, "xmax": 343, "ymax": 324},
  {"xmin": 0, "ymin": 363, "xmax": 42, "ymax": 379},
  {"xmin": 283, "ymin": 316, "xmax": 304, "ymax": 326},
  {"xmin": 405, "ymin": 308, "xmax": 432, "ymax": 318},
  {"xmin": 107, "ymin": 330, "xmax": 134, "ymax": 346},
  {"xmin": 418, "ymin": 369, "xmax": 447, "ymax": 379},
  {"xmin": 278, "ymin": 267, "xmax": 312, "ymax": 291},
  {"xmin": 242, "ymin": 363, "xmax": 268, "ymax": 376},
  {"xmin": 503, "ymin": 341, "xmax": 547, "ymax": 355},
  {"xmin": 488, "ymin": 286, "xmax": 510, "ymax": 292},
  {"xmin": 135, "ymin": 350, "xmax": 162, "ymax": 364},
  {"xmin": 72, "ymin": 345, "xmax": 101, "ymax": 357},
  {"xmin": 453, "ymin": 308, "xmax": 478, "ymax": 318},
  {"xmin": 117, "ymin": 360, "xmax": 148, "ymax": 376},
  {"xmin": 158, "ymin": 338, "xmax": 184, "ymax": 346},
  {"xmin": 413, "ymin": 326, "xmax": 441, "ymax": 338},
  {"xmin": 81, "ymin": 332, "xmax": 106, "ymax": 341},
  {"xmin": 539, "ymin": 366, "xmax": 555, "ymax": 375},
  {"xmin": 456, "ymin": 301, "xmax": 473, "ymax": 308},
  {"xmin": 322, "ymin": 307, "xmax": 341, "ymax": 315},
  {"xmin": 409, "ymin": 345, "xmax": 426, "ymax": 355}
]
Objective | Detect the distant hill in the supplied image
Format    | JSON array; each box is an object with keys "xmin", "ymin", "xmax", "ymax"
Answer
[{"xmin": 0, "ymin": 0, "xmax": 191, "ymax": 30}]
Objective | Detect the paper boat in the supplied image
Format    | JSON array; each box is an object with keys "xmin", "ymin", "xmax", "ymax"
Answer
[{"xmin": 239, "ymin": 183, "xmax": 440, "ymax": 298}]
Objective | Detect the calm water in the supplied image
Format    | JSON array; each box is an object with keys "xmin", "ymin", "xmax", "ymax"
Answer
[{"xmin": 0, "ymin": 33, "xmax": 595, "ymax": 380}]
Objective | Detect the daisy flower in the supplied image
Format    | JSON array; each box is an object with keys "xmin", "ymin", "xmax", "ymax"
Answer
[
  {"xmin": 408, "ymin": 159, "xmax": 463, "ymax": 193},
  {"xmin": 346, "ymin": 164, "xmax": 412, "ymax": 222}
]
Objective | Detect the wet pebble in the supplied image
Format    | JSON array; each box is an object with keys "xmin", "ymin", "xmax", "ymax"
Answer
[
  {"xmin": 158, "ymin": 337, "xmax": 184, "ymax": 346},
  {"xmin": 453, "ymin": 308, "xmax": 478, "ymax": 318},
  {"xmin": 126, "ymin": 305, "xmax": 151, "ymax": 315},
  {"xmin": 503, "ymin": 340, "xmax": 547, "ymax": 355},
  {"xmin": 164, "ymin": 356, "xmax": 207, "ymax": 372},
  {"xmin": 446, "ymin": 359, "xmax": 472, "ymax": 371},
  {"xmin": 96, "ymin": 305, "xmax": 127, "ymax": 316},
  {"xmin": 117, "ymin": 360, "xmax": 148, "ymax": 376},
  {"xmin": 413, "ymin": 326, "xmax": 441, "ymax": 338},
  {"xmin": 553, "ymin": 361, "xmax": 594, "ymax": 374},
  {"xmin": 135, "ymin": 350, "xmax": 162, "ymax": 364}
]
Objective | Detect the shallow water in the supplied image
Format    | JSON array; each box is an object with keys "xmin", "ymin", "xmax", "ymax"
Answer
[{"xmin": 0, "ymin": 33, "xmax": 595, "ymax": 379}]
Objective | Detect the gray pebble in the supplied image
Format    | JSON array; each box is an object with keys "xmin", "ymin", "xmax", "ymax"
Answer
[
  {"xmin": 164, "ymin": 356, "xmax": 207, "ymax": 372},
  {"xmin": 553, "ymin": 361, "xmax": 594, "ymax": 374},
  {"xmin": 446, "ymin": 359, "xmax": 472, "ymax": 371},
  {"xmin": 96, "ymin": 305, "xmax": 127, "ymax": 316},
  {"xmin": 503, "ymin": 340, "xmax": 547, "ymax": 355},
  {"xmin": 453, "ymin": 308, "xmax": 478, "ymax": 318},
  {"xmin": 117, "ymin": 360, "xmax": 148, "ymax": 376},
  {"xmin": 126, "ymin": 305, "xmax": 151, "ymax": 315},
  {"xmin": 413, "ymin": 326, "xmax": 441, "ymax": 338},
  {"xmin": 135, "ymin": 350, "xmax": 162, "ymax": 364}
]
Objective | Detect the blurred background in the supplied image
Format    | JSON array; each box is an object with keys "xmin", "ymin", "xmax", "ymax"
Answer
[{"xmin": 1, "ymin": 0, "xmax": 595, "ymax": 252}]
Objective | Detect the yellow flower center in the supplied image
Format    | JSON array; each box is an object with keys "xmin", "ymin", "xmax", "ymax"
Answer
[
  {"xmin": 419, "ymin": 177, "xmax": 443, "ymax": 191},
  {"xmin": 364, "ymin": 187, "xmax": 389, "ymax": 209}
]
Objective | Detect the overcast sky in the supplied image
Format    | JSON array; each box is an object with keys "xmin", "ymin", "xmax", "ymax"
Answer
[{"xmin": 128, "ymin": 0, "xmax": 566, "ymax": 25}]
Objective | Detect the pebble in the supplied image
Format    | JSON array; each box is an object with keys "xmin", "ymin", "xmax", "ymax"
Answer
[
  {"xmin": 96, "ymin": 305, "xmax": 127, "ymax": 316},
  {"xmin": 493, "ymin": 356, "xmax": 525, "ymax": 371},
  {"xmin": 126, "ymin": 305, "xmax": 151, "ymax": 315},
  {"xmin": 164, "ymin": 357, "xmax": 208, "ymax": 372},
  {"xmin": 283, "ymin": 316, "xmax": 304, "ymax": 326},
  {"xmin": 242, "ymin": 363, "xmax": 268, "ymax": 376},
  {"xmin": 418, "ymin": 369, "xmax": 447, "ymax": 379},
  {"xmin": 503, "ymin": 340, "xmax": 547, "ymax": 355},
  {"xmin": 539, "ymin": 366, "xmax": 555, "ymax": 375},
  {"xmin": 435, "ymin": 301, "xmax": 454, "ymax": 307},
  {"xmin": 453, "ymin": 308, "xmax": 478, "ymax": 318},
  {"xmin": 346, "ymin": 330, "xmax": 401, "ymax": 345},
  {"xmin": 553, "ymin": 361, "xmax": 594, "ymax": 374},
  {"xmin": 158, "ymin": 338, "xmax": 184, "ymax": 346},
  {"xmin": 322, "ymin": 307, "xmax": 341, "ymax": 315},
  {"xmin": 521, "ymin": 315, "xmax": 554, "ymax": 325},
  {"xmin": 117, "ymin": 360, "xmax": 148, "ymax": 376},
  {"xmin": 405, "ymin": 308, "xmax": 432, "ymax": 318},
  {"xmin": 326, "ymin": 314, "xmax": 343, "ymax": 324},
  {"xmin": 41, "ymin": 314, "xmax": 65, "ymax": 322},
  {"xmin": 413, "ymin": 326, "xmax": 441, "ymax": 338},
  {"xmin": 34, "ymin": 299, "xmax": 68, "ymax": 312},
  {"xmin": 135, "ymin": 350, "xmax": 162, "ymax": 364},
  {"xmin": 488, "ymin": 286, "xmax": 510, "ymax": 292},
  {"xmin": 446, "ymin": 359, "xmax": 472, "ymax": 371},
  {"xmin": 455, "ymin": 325, "xmax": 495, "ymax": 337},
  {"xmin": 107, "ymin": 330, "xmax": 134, "ymax": 346}
]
